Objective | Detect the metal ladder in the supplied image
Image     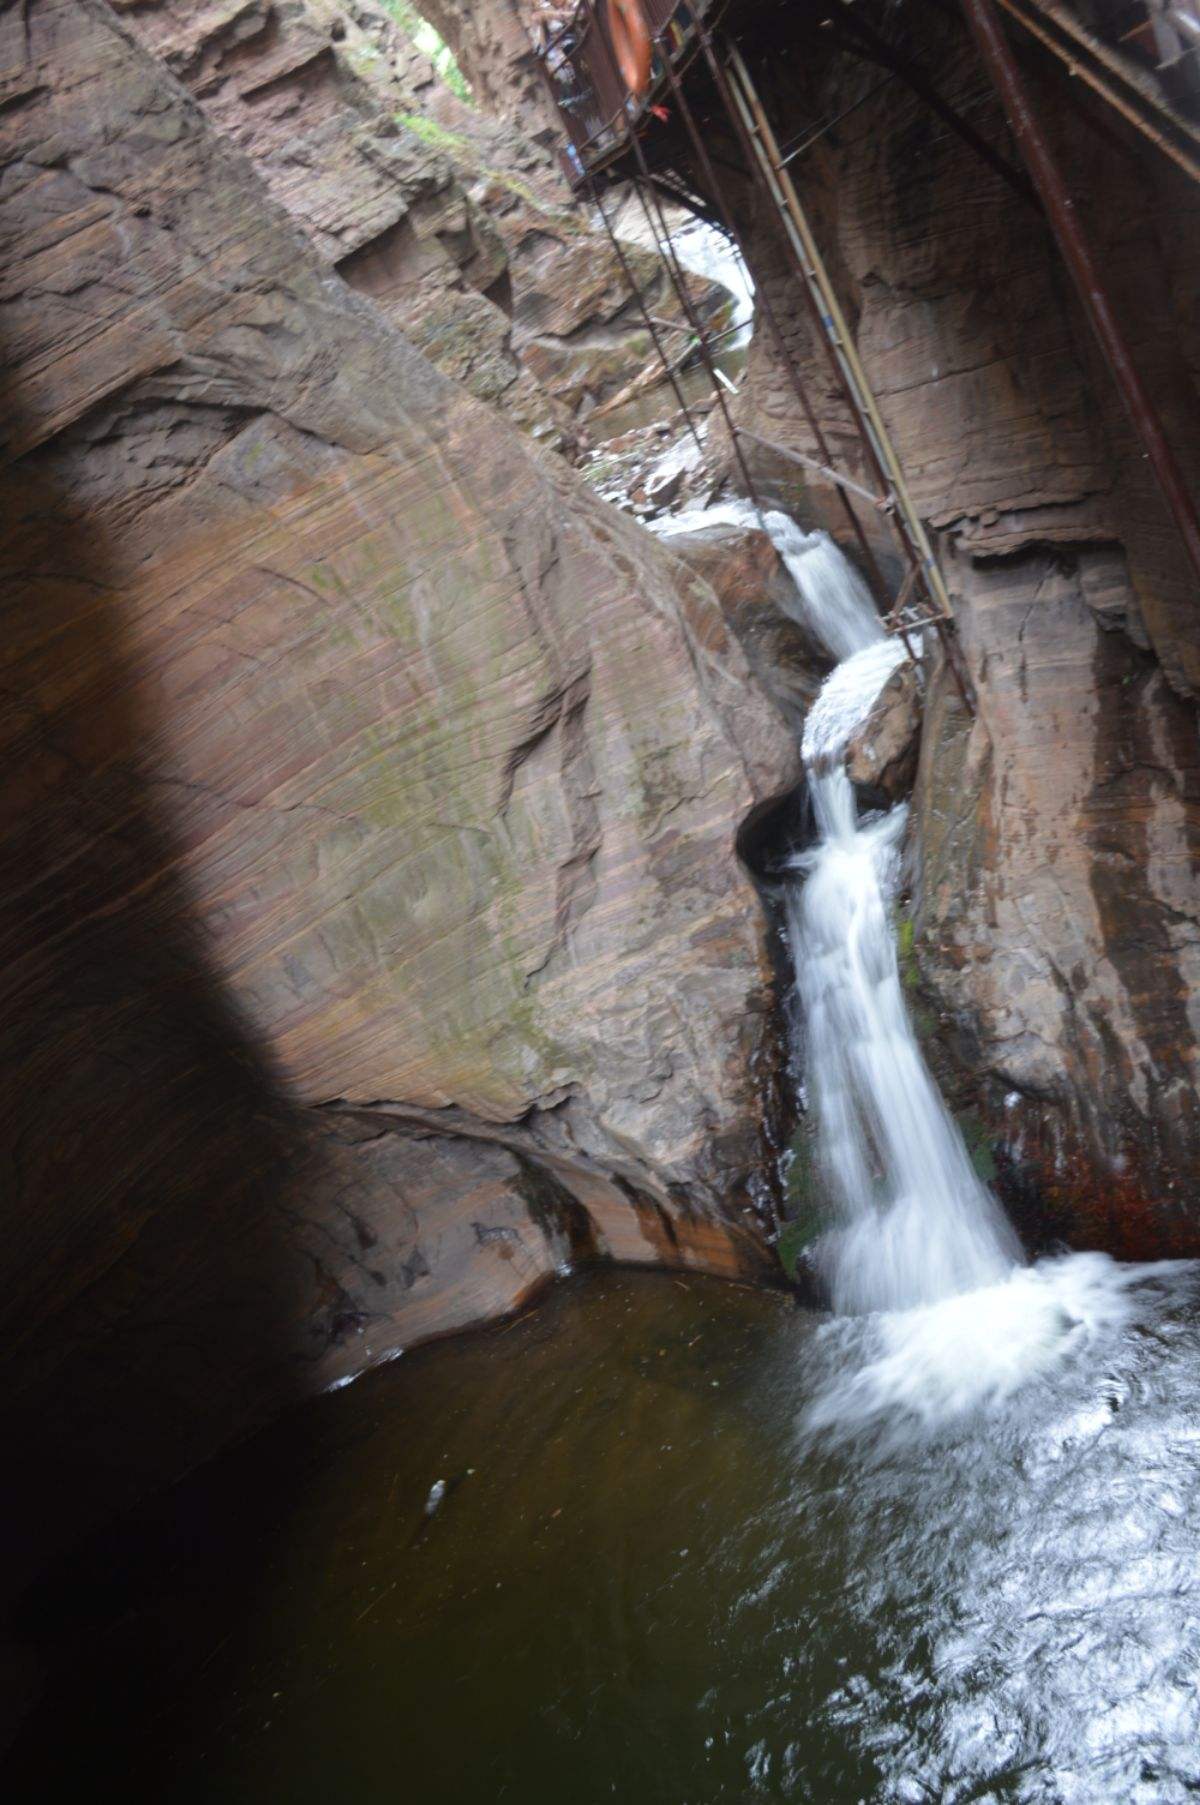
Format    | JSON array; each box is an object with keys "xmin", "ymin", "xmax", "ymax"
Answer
[{"xmin": 723, "ymin": 44, "xmax": 955, "ymax": 638}]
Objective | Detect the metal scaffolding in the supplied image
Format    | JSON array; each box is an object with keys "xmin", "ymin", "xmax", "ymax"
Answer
[
  {"xmin": 536, "ymin": 1, "xmax": 968, "ymax": 692},
  {"xmin": 533, "ymin": 0, "xmax": 1200, "ymax": 697}
]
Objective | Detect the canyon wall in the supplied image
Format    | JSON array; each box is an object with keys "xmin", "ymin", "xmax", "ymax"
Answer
[
  {"xmin": 114, "ymin": 0, "xmax": 723, "ymax": 446},
  {"xmin": 721, "ymin": 18, "xmax": 1200, "ymax": 1250},
  {"xmin": 449, "ymin": 0, "xmax": 1200, "ymax": 1249},
  {"xmin": 0, "ymin": 0, "xmax": 795, "ymax": 1559},
  {"xmin": 414, "ymin": 0, "xmax": 564, "ymax": 142}
]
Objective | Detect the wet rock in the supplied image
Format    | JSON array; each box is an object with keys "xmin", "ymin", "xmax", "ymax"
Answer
[
  {"xmin": 845, "ymin": 658, "xmax": 921, "ymax": 799},
  {"xmin": 911, "ymin": 547, "xmax": 1200, "ymax": 1254},
  {"xmin": 658, "ymin": 518, "xmax": 830, "ymax": 738}
]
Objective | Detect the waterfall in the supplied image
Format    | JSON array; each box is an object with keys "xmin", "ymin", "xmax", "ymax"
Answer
[
  {"xmin": 761, "ymin": 511, "xmax": 883, "ymax": 662},
  {"xmin": 769, "ymin": 524, "xmax": 1021, "ymax": 1314},
  {"xmin": 762, "ymin": 515, "xmax": 1169, "ymax": 1431},
  {"xmin": 785, "ymin": 763, "xmax": 1022, "ymax": 1314}
]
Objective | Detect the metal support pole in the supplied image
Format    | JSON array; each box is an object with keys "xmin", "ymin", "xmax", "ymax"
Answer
[
  {"xmin": 626, "ymin": 168, "xmax": 765, "ymax": 512},
  {"xmin": 585, "ymin": 173, "xmax": 706, "ymax": 456},
  {"xmin": 961, "ymin": 0, "xmax": 1200, "ymax": 594},
  {"xmin": 718, "ymin": 44, "xmax": 957, "ymax": 624},
  {"xmin": 656, "ymin": 36, "xmax": 893, "ymax": 607},
  {"xmin": 700, "ymin": 30, "xmax": 953, "ymax": 685},
  {"xmin": 700, "ymin": 38, "xmax": 902, "ymax": 508},
  {"xmin": 577, "ymin": 2, "xmax": 765, "ymax": 514},
  {"xmin": 993, "ymin": 0, "xmax": 1200, "ymax": 186},
  {"xmin": 734, "ymin": 426, "xmax": 890, "ymax": 511}
]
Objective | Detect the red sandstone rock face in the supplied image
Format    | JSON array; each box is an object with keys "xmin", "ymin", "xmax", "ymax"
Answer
[
  {"xmin": 114, "ymin": 0, "xmax": 723, "ymax": 448},
  {"xmin": 115, "ymin": 0, "xmax": 573, "ymax": 445},
  {"xmin": 0, "ymin": 0, "xmax": 796, "ymax": 1544},
  {"xmin": 656, "ymin": 517, "xmax": 831, "ymax": 738},
  {"xmin": 415, "ymin": 0, "xmax": 563, "ymax": 143},
  {"xmin": 912, "ymin": 547, "xmax": 1200, "ymax": 1255},
  {"xmin": 715, "ymin": 15, "xmax": 1200, "ymax": 1247}
]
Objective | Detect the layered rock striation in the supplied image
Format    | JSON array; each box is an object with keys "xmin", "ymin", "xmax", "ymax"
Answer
[
  {"xmin": 665, "ymin": 12, "xmax": 1200, "ymax": 1249},
  {"xmin": 0, "ymin": 0, "xmax": 795, "ymax": 1551},
  {"xmin": 116, "ymin": 0, "xmax": 729, "ymax": 446}
]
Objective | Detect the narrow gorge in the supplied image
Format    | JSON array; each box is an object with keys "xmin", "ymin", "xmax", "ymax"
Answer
[{"xmin": 3, "ymin": 0, "xmax": 1200, "ymax": 1797}]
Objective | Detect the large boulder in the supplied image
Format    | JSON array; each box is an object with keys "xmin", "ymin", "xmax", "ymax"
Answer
[
  {"xmin": 655, "ymin": 515, "xmax": 831, "ymax": 738},
  {"xmin": 0, "ymin": 0, "xmax": 796, "ymax": 1551},
  {"xmin": 845, "ymin": 657, "xmax": 921, "ymax": 799}
]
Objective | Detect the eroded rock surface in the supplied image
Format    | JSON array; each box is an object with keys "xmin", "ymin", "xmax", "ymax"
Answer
[
  {"xmin": 116, "ymin": 0, "xmax": 574, "ymax": 444},
  {"xmin": 912, "ymin": 547, "xmax": 1200, "ymax": 1255},
  {"xmin": 414, "ymin": 0, "xmax": 564, "ymax": 143},
  {"xmin": 0, "ymin": 0, "xmax": 795, "ymax": 1549},
  {"xmin": 845, "ymin": 659, "xmax": 921, "ymax": 800},
  {"xmin": 655, "ymin": 516, "xmax": 831, "ymax": 738},
  {"xmin": 715, "ymin": 12, "xmax": 1200, "ymax": 1245},
  {"xmin": 117, "ymin": 0, "xmax": 728, "ymax": 444}
]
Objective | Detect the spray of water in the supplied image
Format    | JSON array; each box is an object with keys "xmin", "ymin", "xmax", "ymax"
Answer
[
  {"xmin": 761, "ymin": 511, "xmax": 883, "ymax": 662},
  {"xmin": 762, "ymin": 514, "xmax": 1184, "ymax": 1435}
]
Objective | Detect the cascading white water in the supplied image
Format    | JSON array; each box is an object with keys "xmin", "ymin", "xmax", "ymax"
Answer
[
  {"xmin": 765, "ymin": 518, "xmax": 1020, "ymax": 1314},
  {"xmin": 762, "ymin": 512, "xmax": 1176, "ymax": 1431},
  {"xmin": 761, "ymin": 510, "xmax": 882, "ymax": 662},
  {"xmin": 787, "ymin": 758, "xmax": 1023, "ymax": 1316}
]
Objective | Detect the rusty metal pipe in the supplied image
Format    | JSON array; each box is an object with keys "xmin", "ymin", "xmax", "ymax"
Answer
[
  {"xmin": 585, "ymin": 174, "xmax": 707, "ymax": 455},
  {"xmin": 656, "ymin": 36, "xmax": 893, "ymax": 604},
  {"xmin": 625, "ymin": 169, "xmax": 764, "ymax": 511},
  {"xmin": 994, "ymin": 0, "xmax": 1200, "ymax": 185},
  {"xmin": 961, "ymin": 0, "xmax": 1200, "ymax": 595}
]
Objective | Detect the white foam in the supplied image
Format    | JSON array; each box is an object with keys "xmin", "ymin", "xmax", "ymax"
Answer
[
  {"xmin": 761, "ymin": 511, "xmax": 883, "ymax": 662},
  {"xmin": 801, "ymin": 637, "xmax": 906, "ymax": 769},
  {"xmin": 803, "ymin": 1256, "xmax": 1190, "ymax": 1443}
]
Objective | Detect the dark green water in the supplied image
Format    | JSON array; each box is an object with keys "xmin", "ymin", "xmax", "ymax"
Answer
[{"xmin": 9, "ymin": 1266, "xmax": 1200, "ymax": 1801}]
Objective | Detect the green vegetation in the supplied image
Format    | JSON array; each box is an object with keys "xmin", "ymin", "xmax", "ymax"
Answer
[
  {"xmin": 895, "ymin": 905, "xmax": 939, "ymax": 1041},
  {"xmin": 381, "ymin": 1, "xmax": 472, "ymax": 102},
  {"xmin": 958, "ymin": 1109, "xmax": 998, "ymax": 1184},
  {"xmin": 896, "ymin": 911, "xmax": 915, "ymax": 980},
  {"xmin": 397, "ymin": 112, "xmax": 469, "ymax": 152}
]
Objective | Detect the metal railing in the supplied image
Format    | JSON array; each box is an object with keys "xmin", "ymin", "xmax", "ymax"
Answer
[
  {"xmin": 535, "ymin": 1, "xmax": 714, "ymax": 177},
  {"xmin": 529, "ymin": 0, "xmax": 1200, "ymax": 678}
]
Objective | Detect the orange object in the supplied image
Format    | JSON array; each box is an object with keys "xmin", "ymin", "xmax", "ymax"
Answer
[{"xmin": 608, "ymin": 0, "xmax": 652, "ymax": 98}]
